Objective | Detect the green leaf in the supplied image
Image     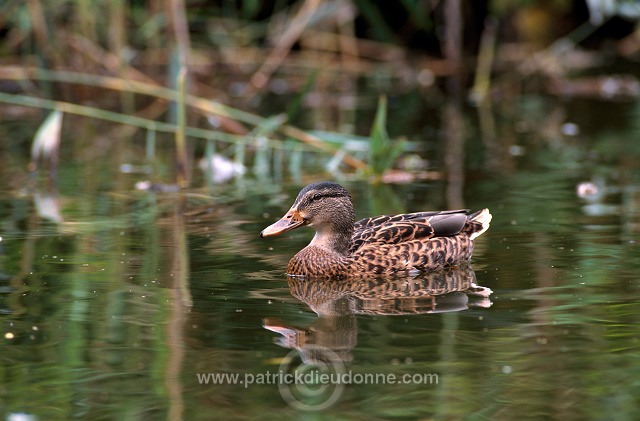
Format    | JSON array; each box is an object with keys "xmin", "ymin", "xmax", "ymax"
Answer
[{"xmin": 369, "ymin": 96, "xmax": 405, "ymax": 176}]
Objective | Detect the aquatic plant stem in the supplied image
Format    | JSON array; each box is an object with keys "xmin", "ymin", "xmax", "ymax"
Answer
[
  {"xmin": 0, "ymin": 67, "xmax": 365, "ymax": 169},
  {"xmin": 247, "ymin": 0, "xmax": 322, "ymax": 95},
  {"xmin": 470, "ymin": 17, "xmax": 498, "ymax": 104},
  {"xmin": 175, "ymin": 67, "xmax": 189, "ymax": 188}
]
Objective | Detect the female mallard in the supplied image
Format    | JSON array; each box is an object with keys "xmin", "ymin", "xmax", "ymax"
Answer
[{"xmin": 261, "ymin": 181, "xmax": 491, "ymax": 278}]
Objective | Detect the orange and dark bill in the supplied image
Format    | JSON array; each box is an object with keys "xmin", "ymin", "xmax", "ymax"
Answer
[{"xmin": 260, "ymin": 208, "xmax": 306, "ymax": 237}]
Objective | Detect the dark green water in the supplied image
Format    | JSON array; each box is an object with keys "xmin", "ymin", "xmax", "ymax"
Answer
[{"xmin": 1, "ymin": 98, "xmax": 640, "ymax": 420}]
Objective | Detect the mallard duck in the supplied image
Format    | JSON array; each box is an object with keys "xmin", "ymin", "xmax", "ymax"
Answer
[{"xmin": 260, "ymin": 181, "xmax": 491, "ymax": 278}]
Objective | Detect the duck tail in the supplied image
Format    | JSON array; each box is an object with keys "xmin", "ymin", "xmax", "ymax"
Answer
[{"xmin": 466, "ymin": 208, "xmax": 492, "ymax": 240}]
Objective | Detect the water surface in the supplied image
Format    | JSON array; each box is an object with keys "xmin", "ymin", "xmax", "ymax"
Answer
[{"xmin": 1, "ymin": 98, "xmax": 640, "ymax": 420}]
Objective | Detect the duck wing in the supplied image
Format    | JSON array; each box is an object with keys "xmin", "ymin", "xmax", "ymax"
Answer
[{"xmin": 349, "ymin": 210, "xmax": 470, "ymax": 253}]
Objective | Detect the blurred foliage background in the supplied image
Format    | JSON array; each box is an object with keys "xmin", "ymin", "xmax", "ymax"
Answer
[{"xmin": 1, "ymin": 0, "xmax": 639, "ymax": 187}]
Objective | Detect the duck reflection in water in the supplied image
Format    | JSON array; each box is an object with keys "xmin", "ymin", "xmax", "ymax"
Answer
[{"xmin": 264, "ymin": 265, "xmax": 492, "ymax": 365}]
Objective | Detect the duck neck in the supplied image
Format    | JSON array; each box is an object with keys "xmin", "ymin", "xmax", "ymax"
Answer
[{"xmin": 309, "ymin": 224, "xmax": 353, "ymax": 256}]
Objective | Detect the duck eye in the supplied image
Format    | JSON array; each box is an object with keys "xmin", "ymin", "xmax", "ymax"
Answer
[{"xmin": 308, "ymin": 191, "xmax": 345, "ymax": 203}]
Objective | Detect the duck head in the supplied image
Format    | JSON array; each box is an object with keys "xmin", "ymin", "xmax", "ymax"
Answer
[{"xmin": 260, "ymin": 182, "xmax": 356, "ymax": 254}]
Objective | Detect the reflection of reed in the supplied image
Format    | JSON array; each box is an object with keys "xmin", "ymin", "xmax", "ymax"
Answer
[
  {"xmin": 180, "ymin": 201, "xmax": 292, "ymax": 269},
  {"xmin": 166, "ymin": 199, "xmax": 189, "ymax": 421}
]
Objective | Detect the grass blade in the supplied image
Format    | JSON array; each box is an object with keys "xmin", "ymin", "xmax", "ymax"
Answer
[{"xmin": 369, "ymin": 95, "xmax": 404, "ymax": 177}]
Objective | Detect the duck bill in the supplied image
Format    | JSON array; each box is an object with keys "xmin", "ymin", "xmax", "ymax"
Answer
[{"xmin": 260, "ymin": 208, "xmax": 306, "ymax": 237}]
